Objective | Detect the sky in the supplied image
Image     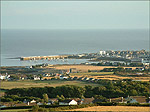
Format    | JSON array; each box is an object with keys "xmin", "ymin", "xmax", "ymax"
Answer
[{"xmin": 1, "ymin": 1, "xmax": 149, "ymax": 29}]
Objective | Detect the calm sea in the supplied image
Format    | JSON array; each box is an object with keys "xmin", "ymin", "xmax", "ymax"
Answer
[{"xmin": 1, "ymin": 29, "xmax": 149, "ymax": 66}]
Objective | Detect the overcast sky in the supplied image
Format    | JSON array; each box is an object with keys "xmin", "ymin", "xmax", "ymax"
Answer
[{"xmin": 1, "ymin": 1, "xmax": 149, "ymax": 29}]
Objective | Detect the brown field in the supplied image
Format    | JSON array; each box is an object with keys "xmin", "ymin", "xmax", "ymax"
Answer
[
  {"xmin": 50, "ymin": 65, "xmax": 140, "ymax": 72},
  {"xmin": 68, "ymin": 106, "xmax": 150, "ymax": 111},
  {"xmin": 50, "ymin": 65, "xmax": 116, "ymax": 72},
  {"xmin": 51, "ymin": 65, "xmax": 150, "ymax": 81}
]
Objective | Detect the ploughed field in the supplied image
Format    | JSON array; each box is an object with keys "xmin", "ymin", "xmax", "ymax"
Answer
[
  {"xmin": 51, "ymin": 65, "xmax": 150, "ymax": 81},
  {"xmin": 68, "ymin": 106, "xmax": 150, "ymax": 111},
  {"xmin": 1, "ymin": 80, "xmax": 100, "ymax": 89},
  {"xmin": 69, "ymin": 72, "xmax": 150, "ymax": 81}
]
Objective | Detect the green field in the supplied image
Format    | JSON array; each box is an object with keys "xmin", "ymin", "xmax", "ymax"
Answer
[
  {"xmin": 0, "ymin": 109, "xmax": 30, "ymax": 112},
  {"xmin": 1, "ymin": 80, "xmax": 100, "ymax": 89},
  {"xmin": 70, "ymin": 72, "xmax": 114, "ymax": 76}
]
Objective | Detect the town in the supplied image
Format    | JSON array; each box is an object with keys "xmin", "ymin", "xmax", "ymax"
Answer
[
  {"xmin": 20, "ymin": 50, "xmax": 150, "ymax": 65},
  {"xmin": 0, "ymin": 50, "xmax": 150, "ymax": 111}
]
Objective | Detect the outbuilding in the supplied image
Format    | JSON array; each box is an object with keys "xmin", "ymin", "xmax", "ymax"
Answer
[{"xmin": 59, "ymin": 99, "xmax": 77, "ymax": 105}]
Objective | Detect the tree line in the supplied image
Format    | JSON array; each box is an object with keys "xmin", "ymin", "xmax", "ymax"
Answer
[{"xmin": 4, "ymin": 80, "xmax": 149, "ymax": 101}]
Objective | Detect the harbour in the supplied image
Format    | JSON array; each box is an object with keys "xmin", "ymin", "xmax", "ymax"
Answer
[{"xmin": 20, "ymin": 55, "xmax": 69, "ymax": 61}]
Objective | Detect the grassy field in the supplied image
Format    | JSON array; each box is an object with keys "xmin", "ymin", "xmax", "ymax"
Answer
[
  {"xmin": 0, "ymin": 109, "xmax": 30, "ymax": 112},
  {"xmin": 1, "ymin": 80, "xmax": 100, "ymax": 89},
  {"xmin": 69, "ymin": 106, "xmax": 150, "ymax": 111}
]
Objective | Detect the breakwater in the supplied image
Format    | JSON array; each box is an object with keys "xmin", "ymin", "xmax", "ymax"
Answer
[{"xmin": 20, "ymin": 55, "xmax": 69, "ymax": 61}]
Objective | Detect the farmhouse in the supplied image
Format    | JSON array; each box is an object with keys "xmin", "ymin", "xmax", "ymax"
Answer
[
  {"xmin": 59, "ymin": 99, "xmax": 77, "ymax": 105},
  {"xmin": 60, "ymin": 75, "xmax": 68, "ymax": 80},
  {"xmin": 33, "ymin": 75, "xmax": 40, "ymax": 80},
  {"xmin": 126, "ymin": 96, "xmax": 147, "ymax": 104},
  {"xmin": 109, "ymin": 97, "xmax": 127, "ymax": 103},
  {"xmin": 0, "ymin": 74, "xmax": 10, "ymax": 80},
  {"xmin": 80, "ymin": 98, "xmax": 94, "ymax": 104},
  {"xmin": 30, "ymin": 99, "xmax": 36, "ymax": 103},
  {"xmin": 49, "ymin": 98, "xmax": 58, "ymax": 104}
]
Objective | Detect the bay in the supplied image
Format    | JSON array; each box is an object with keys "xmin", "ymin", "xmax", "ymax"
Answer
[{"xmin": 1, "ymin": 29, "xmax": 149, "ymax": 66}]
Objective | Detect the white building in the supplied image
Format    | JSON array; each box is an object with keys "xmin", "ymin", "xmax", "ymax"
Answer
[
  {"xmin": 34, "ymin": 75, "xmax": 40, "ymax": 80},
  {"xmin": 0, "ymin": 74, "xmax": 10, "ymax": 80},
  {"xmin": 60, "ymin": 76, "xmax": 68, "ymax": 80},
  {"xmin": 99, "ymin": 51, "xmax": 106, "ymax": 56},
  {"xmin": 30, "ymin": 99, "xmax": 36, "ymax": 103},
  {"xmin": 142, "ymin": 58, "xmax": 150, "ymax": 65},
  {"xmin": 59, "ymin": 99, "xmax": 77, "ymax": 105},
  {"xmin": 0, "ymin": 75, "xmax": 6, "ymax": 80},
  {"xmin": 37, "ymin": 102, "xmax": 43, "ymax": 105}
]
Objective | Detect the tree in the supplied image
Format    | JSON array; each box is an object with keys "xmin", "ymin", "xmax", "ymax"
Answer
[
  {"xmin": 88, "ymin": 70, "xmax": 91, "ymax": 72},
  {"xmin": 84, "ymin": 85, "xmax": 94, "ymax": 98},
  {"xmin": 10, "ymin": 75, "xmax": 19, "ymax": 80},
  {"xmin": 26, "ymin": 74, "xmax": 34, "ymax": 79},
  {"xmin": 38, "ymin": 74, "xmax": 43, "ymax": 80},
  {"xmin": 94, "ymin": 95, "xmax": 107, "ymax": 102},
  {"xmin": 1, "ymin": 97, "xmax": 13, "ymax": 102},
  {"xmin": 32, "ymin": 105, "xmax": 39, "ymax": 112},
  {"xmin": 57, "ymin": 95, "xmax": 65, "ymax": 102},
  {"xmin": 129, "ymin": 90, "xmax": 138, "ymax": 96},
  {"xmin": 60, "ymin": 95, "xmax": 65, "ymax": 101},
  {"xmin": 43, "ymin": 93, "xmax": 49, "ymax": 103}
]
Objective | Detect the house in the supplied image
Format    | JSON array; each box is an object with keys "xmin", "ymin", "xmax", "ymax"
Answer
[
  {"xmin": 25, "ymin": 66, "xmax": 33, "ymax": 69},
  {"xmin": 47, "ymin": 102, "xmax": 51, "ymax": 105},
  {"xmin": 37, "ymin": 102, "xmax": 43, "ymax": 105},
  {"xmin": 59, "ymin": 99, "xmax": 77, "ymax": 105},
  {"xmin": 109, "ymin": 97, "xmax": 127, "ymax": 103},
  {"xmin": 34, "ymin": 75, "xmax": 40, "ymax": 80},
  {"xmin": 126, "ymin": 96, "xmax": 147, "ymax": 104},
  {"xmin": 23, "ymin": 99, "xmax": 29, "ymax": 104},
  {"xmin": 60, "ymin": 76, "xmax": 68, "ymax": 80},
  {"xmin": 0, "ymin": 104, "xmax": 6, "ymax": 108},
  {"xmin": 73, "ymin": 98, "xmax": 82, "ymax": 105},
  {"xmin": 80, "ymin": 98, "xmax": 94, "ymax": 104},
  {"xmin": 0, "ymin": 74, "xmax": 10, "ymax": 80},
  {"xmin": 49, "ymin": 98, "xmax": 58, "ymax": 104},
  {"xmin": 43, "ymin": 74, "xmax": 51, "ymax": 77},
  {"xmin": 30, "ymin": 99, "xmax": 36, "ymax": 103},
  {"xmin": 0, "ymin": 75, "xmax": 6, "ymax": 80},
  {"xmin": 92, "ymin": 99, "xmax": 105, "ymax": 103},
  {"xmin": 28, "ymin": 103, "xmax": 37, "ymax": 106}
]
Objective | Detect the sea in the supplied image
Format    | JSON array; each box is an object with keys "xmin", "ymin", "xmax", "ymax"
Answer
[{"xmin": 1, "ymin": 29, "xmax": 149, "ymax": 66}]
